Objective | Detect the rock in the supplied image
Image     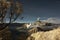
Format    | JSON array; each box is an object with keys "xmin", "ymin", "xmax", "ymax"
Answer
[
  {"xmin": 28, "ymin": 27, "xmax": 38, "ymax": 35},
  {"xmin": 27, "ymin": 28, "xmax": 60, "ymax": 40}
]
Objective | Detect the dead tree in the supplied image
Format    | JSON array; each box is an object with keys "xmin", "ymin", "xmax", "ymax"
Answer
[
  {"xmin": 0, "ymin": 0, "xmax": 23, "ymax": 31},
  {"xmin": 0, "ymin": 0, "xmax": 23, "ymax": 40}
]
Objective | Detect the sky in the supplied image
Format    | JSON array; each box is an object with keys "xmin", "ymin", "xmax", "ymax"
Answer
[
  {"xmin": 22, "ymin": 0, "xmax": 60, "ymax": 17},
  {"xmin": 4, "ymin": 0, "xmax": 60, "ymax": 23},
  {"xmin": 16, "ymin": 0, "xmax": 60, "ymax": 23}
]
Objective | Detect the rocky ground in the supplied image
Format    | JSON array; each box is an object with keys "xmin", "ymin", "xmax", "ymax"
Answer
[
  {"xmin": 0, "ymin": 23, "xmax": 60, "ymax": 40},
  {"xmin": 27, "ymin": 27, "xmax": 60, "ymax": 40}
]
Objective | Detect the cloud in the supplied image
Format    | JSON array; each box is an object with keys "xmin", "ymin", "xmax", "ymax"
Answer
[{"xmin": 42, "ymin": 17, "xmax": 60, "ymax": 24}]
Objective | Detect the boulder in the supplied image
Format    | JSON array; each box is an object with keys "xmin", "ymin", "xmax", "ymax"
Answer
[{"xmin": 27, "ymin": 28, "xmax": 60, "ymax": 40}]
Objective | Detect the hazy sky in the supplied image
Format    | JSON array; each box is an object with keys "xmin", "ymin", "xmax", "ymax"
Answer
[{"xmin": 16, "ymin": 0, "xmax": 60, "ymax": 23}]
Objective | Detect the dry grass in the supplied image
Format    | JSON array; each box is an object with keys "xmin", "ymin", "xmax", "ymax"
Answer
[{"xmin": 27, "ymin": 28, "xmax": 60, "ymax": 40}]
